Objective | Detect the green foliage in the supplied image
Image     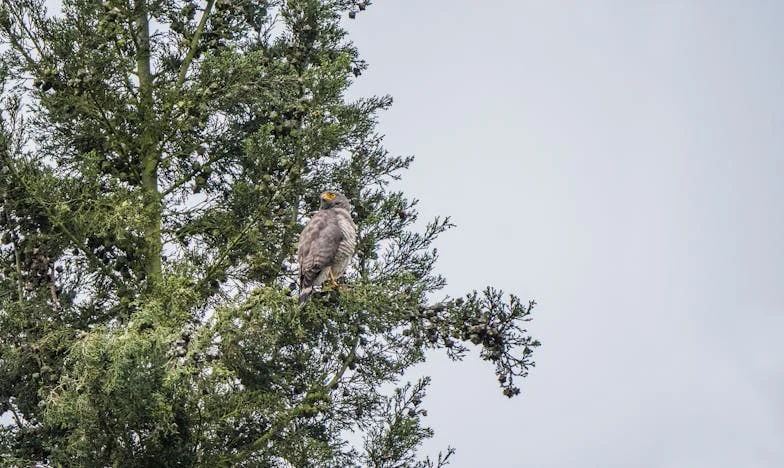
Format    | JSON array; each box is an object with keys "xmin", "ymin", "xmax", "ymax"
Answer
[{"xmin": 0, "ymin": 0, "xmax": 539, "ymax": 465}]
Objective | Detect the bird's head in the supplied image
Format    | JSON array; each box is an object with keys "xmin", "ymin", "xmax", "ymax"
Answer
[{"xmin": 319, "ymin": 191, "xmax": 351, "ymax": 210}]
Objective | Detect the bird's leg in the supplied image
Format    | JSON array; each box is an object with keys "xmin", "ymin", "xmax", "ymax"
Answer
[
  {"xmin": 321, "ymin": 270, "xmax": 339, "ymax": 291},
  {"xmin": 328, "ymin": 270, "xmax": 339, "ymax": 288},
  {"xmin": 330, "ymin": 271, "xmax": 353, "ymax": 292},
  {"xmin": 324, "ymin": 270, "xmax": 350, "ymax": 292}
]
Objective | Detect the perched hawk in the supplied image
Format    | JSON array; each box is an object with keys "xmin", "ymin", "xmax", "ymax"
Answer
[{"xmin": 297, "ymin": 191, "xmax": 357, "ymax": 308}]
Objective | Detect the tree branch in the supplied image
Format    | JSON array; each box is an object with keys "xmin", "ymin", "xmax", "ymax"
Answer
[
  {"xmin": 48, "ymin": 263, "xmax": 59, "ymax": 308},
  {"xmin": 12, "ymin": 236, "xmax": 23, "ymax": 304},
  {"xmin": 9, "ymin": 404, "xmax": 24, "ymax": 428},
  {"xmin": 200, "ymin": 220, "xmax": 255, "ymax": 282},
  {"xmin": 2, "ymin": 0, "xmax": 47, "ymax": 64},
  {"xmin": 176, "ymin": 0, "xmax": 216, "ymax": 90},
  {"xmin": 326, "ymin": 336, "xmax": 360, "ymax": 390},
  {"xmin": 161, "ymin": 151, "xmax": 223, "ymax": 198}
]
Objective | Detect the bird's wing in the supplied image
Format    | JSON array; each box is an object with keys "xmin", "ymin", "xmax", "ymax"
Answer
[{"xmin": 298, "ymin": 210, "xmax": 345, "ymax": 288}]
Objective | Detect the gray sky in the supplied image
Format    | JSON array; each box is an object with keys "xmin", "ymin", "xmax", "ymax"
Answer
[{"xmin": 345, "ymin": 1, "xmax": 784, "ymax": 467}]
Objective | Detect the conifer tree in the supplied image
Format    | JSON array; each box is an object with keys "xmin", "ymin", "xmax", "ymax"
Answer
[{"xmin": 0, "ymin": 1, "xmax": 539, "ymax": 465}]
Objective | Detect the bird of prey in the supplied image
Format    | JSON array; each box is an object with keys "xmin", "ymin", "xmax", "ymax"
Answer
[{"xmin": 297, "ymin": 191, "xmax": 357, "ymax": 308}]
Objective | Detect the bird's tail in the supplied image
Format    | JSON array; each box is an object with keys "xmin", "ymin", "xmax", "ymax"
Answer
[{"xmin": 298, "ymin": 287, "xmax": 313, "ymax": 309}]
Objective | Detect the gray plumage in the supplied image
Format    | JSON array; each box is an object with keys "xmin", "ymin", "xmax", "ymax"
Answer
[{"xmin": 297, "ymin": 192, "xmax": 357, "ymax": 308}]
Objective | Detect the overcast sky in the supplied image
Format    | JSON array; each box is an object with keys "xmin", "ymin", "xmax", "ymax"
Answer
[{"xmin": 345, "ymin": 1, "xmax": 784, "ymax": 467}]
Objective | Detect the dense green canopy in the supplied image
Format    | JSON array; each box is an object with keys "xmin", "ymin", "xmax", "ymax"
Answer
[{"xmin": 0, "ymin": 1, "xmax": 539, "ymax": 465}]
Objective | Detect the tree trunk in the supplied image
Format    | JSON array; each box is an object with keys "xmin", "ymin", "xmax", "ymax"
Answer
[{"xmin": 135, "ymin": 0, "xmax": 162, "ymax": 288}]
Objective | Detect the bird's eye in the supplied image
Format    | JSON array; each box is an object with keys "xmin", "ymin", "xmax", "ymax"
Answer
[{"xmin": 322, "ymin": 192, "xmax": 337, "ymax": 201}]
